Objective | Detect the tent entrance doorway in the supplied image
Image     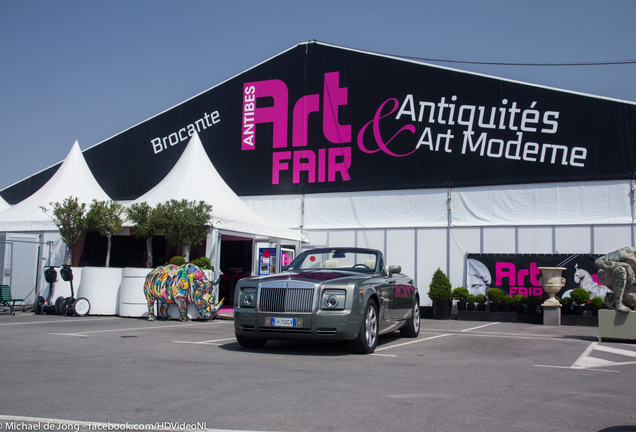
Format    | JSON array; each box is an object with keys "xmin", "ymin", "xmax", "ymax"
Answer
[{"xmin": 218, "ymin": 236, "xmax": 252, "ymax": 308}]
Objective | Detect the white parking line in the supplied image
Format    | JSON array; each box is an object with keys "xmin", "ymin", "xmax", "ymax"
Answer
[
  {"xmin": 48, "ymin": 321, "xmax": 213, "ymax": 337},
  {"xmin": 534, "ymin": 341, "xmax": 636, "ymax": 373},
  {"xmin": 173, "ymin": 337, "xmax": 236, "ymax": 345},
  {"xmin": 460, "ymin": 322, "xmax": 500, "ymax": 332},
  {"xmin": 375, "ymin": 333, "xmax": 452, "ymax": 352},
  {"xmin": 0, "ymin": 317, "xmax": 121, "ymax": 326}
]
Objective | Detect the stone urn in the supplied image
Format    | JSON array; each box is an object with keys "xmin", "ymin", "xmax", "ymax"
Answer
[{"xmin": 539, "ymin": 267, "xmax": 566, "ymax": 307}]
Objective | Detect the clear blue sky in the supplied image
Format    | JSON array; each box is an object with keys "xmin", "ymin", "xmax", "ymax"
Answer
[{"xmin": 1, "ymin": 0, "xmax": 635, "ymax": 191}]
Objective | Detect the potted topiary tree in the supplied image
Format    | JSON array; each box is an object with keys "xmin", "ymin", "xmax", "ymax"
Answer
[
  {"xmin": 590, "ymin": 296, "xmax": 603, "ymax": 316},
  {"xmin": 192, "ymin": 257, "xmax": 213, "ymax": 270},
  {"xmin": 500, "ymin": 294, "xmax": 513, "ymax": 312},
  {"xmin": 453, "ymin": 286, "xmax": 469, "ymax": 311},
  {"xmin": 475, "ymin": 294, "xmax": 487, "ymax": 311},
  {"xmin": 428, "ymin": 268, "xmax": 453, "ymax": 320},
  {"xmin": 156, "ymin": 199, "xmax": 212, "ymax": 262},
  {"xmin": 86, "ymin": 199, "xmax": 125, "ymax": 268},
  {"xmin": 465, "ymin": 294, "xmax": 476, "ymax": 311},
  {"xmin": 526, "ymin": 295, "xmax": 541, "ymax": 314},
  {"xmin": 169, "ymin": 256, "xmax": 186, "ymax": 266},
  {"xmin": 486, "ymin": 287, "xmax": 505, "ymax": 312},
  {"xmin": 40, "ymin": 196, "xmax": 88, "ymax": 266},
  {"xmin": 127, "ymin": 201, "xmax": 163, "ymax": 268},
  {"xmin": 512, "ymin": 294, "xmax": 526, "ymax": 313},
  {"xmin": 559, "ymin": 296, "xmax": 572, "ymax": 315},
  {"xmin": 570, "ymin": 287, "xmax": 590, "ymax": 316}
]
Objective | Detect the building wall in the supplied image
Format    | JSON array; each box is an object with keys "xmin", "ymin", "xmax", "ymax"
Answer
[
  {"xmin": 302, "ymin": 224, "xmax": 634, "ymax": 305},
  {"xmin": 243, "ymin": 179, "xmax": 636, "ymax": 306}
]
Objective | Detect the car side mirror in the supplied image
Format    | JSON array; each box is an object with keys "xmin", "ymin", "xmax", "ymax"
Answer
[{"xmin": 388, "ymin": 265, "xmax": 401, "ymax": 278}]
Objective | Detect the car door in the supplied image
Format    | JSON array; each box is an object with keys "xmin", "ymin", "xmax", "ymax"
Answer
[
  {"xmin": 375, "ymin": 279, "xmax": 394, "ymax": 331},
  {"xmin": 391, "ymin": 275, "xmax": 416, "ymax": 321}
]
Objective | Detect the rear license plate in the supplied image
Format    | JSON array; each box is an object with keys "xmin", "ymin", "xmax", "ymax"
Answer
[{"xmin": 271, "ymin": 317, "xmax": 296, "ymax": 327}]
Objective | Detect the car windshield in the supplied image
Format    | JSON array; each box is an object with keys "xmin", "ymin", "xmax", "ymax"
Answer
[{"xmin": 287, "ymin": 249, "xmax": 379, "ymax": 273}]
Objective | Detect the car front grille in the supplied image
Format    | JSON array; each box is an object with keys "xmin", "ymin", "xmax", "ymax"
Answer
[{"xmin": 259, "ymin": 287, "xmax": 314, "ymax": 313}]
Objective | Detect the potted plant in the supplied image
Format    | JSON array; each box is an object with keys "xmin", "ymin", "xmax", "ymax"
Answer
[
  {"xmin": 590, "ymin": 296, "xmax": 603, "ymax": 316},
  {"xmin": 465, "ymin": 294, "xmax": 476, "ymax": 311},
  {"xmin": 570, "ymin": 287, "xmax": 590, "ymax": 316},
  {"xmin": 452, "ymin": 286, "xmax": 469, "ymax": 311},
  {"xmin": 86, "ymin": 199, "xmax": 125, "ymax": 268},
  {"xmin": 156, "ymin": 199, "xmax": 213, "ymax": 262},
  {"xmin": 500, "ymin": 294, "xmax": 513, "ymax": 312},
  {"xmin": 526, "ymin": 295, "xmax": 541, "ymax": 314},
  {"xmin": 475, "ymin": 294, "xmax": 487, "ymax": 311},
  {"xmin": 486, "ymin": 287, "xmax": 505, "ymax": 312},
  {"xmin": 40, "ymin": 196, "xmax": 89, "ymax": 266},
  {"xmin": 559, "ymin": 296, "xmax": 572, "ymax": 315},
  {"xmin": 428, "ymin": 268, "xmax": 453, "ymax": 319},
  {"xmin": 512, "ymin": 294, "xmax": 526, "ymax": 313}
]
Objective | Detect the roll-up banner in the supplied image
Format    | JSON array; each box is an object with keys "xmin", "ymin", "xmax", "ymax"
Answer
[
  {"xmin": 466, "ymin": 253, "xmax": 608, "ymax": 299},
  {"xmin": 3, "ymin": 42, "xmax": 635, "ymax": 203}
]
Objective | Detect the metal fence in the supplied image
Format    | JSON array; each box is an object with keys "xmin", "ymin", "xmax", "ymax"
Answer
[{"xmin": 1, "ymin": 234, "xmax": 50, "ymax": 306}]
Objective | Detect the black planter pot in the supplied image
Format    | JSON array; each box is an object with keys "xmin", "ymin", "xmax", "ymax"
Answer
[
  {"xmin": 456, "ymin": 301, "xmax": 466, "ymax": 311},
  {"xmin": 467, "ymin": 302, "xmax": 475, "ymax": 311},
  {"xmin": 527, "ymin": 305, "xmax": 537, "ymax": 314},
  {"xmin": 477, "ymin": 303, "xmax": 486, "ymax": 311},
  {"xmin": 573, "ymin": 305, "xmax": 585, "ymax": 316},
  {"xmin": 514, "ymin": 304, "xmax": 524, "ymax": 313},
  {"xmin": 592, "ymin": 307, "xmax": 599, "ymax": 316},
  {"xmin": 489, "ymin": 302, "xmax": 499, "ymax": 312},
  {"xmin": 501, "ymin": 304, "xmax": 512, "ymax": 312},
  {"xmin": 561, "ymin": 305, "xmax": 570, "ymax": 315},
  {"xmin": 433, "ymin": 300, "xmax": 452, "ymax": 320}
]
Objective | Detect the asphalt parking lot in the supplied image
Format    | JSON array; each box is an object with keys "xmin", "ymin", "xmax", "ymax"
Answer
[{"xmin": 1, "ymin": 311, "xmax": 635, "ymax": 432}]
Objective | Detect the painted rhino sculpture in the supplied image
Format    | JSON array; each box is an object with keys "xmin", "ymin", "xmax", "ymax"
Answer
[{"xmin": 144, "ymin": 264, "xmax": 223, "ymax": 321}]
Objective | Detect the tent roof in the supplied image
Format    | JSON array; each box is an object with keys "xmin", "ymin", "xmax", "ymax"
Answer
[
  {"xmin": 0, "ymin": 196, "xmax": 9, "ymax": 213},
  {"xmin": 131, "ymin": 132, "xmax": 305, "ymax": 242},
  {"xmin": 0, "ymin": 141, "xmax": 110, "ymax": 231}
]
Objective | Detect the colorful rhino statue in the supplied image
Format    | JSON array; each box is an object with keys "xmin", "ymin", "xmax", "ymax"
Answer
[{"xmin": 144, "ymin": 264, "xmax": 223, "ymax": 321}]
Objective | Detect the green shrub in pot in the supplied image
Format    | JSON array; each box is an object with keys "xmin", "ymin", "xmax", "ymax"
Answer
[{"xmin": 570, "ymin": 287, "xmax": 590, "ymax": 306}]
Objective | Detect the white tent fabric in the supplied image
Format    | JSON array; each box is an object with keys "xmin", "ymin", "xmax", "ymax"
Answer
[
  {"xmin": 0, "ymin": 195, "xmax": 10, "ymax": 213},
  {"xmin": 0, "ymin": 141, "xmax": 111, "ymax": 231},
  {"xmin": 451, "ymin": 180, "xmax": 633, "ymax": 226},
  {"xmin": 243, "ymin": 180, "xmax": 634, "ymax": 230},
  {"xmin": 131, "ymin": 132, "xmax": 304, "ymax": 241},
  {"xmin": 302, "ymin": 189, "xmax": 449, "ymax": 229}
]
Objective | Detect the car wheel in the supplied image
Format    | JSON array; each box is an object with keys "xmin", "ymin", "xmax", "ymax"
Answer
[
  {"xmin": 350, "ymin": 300, "xmax": 378, "ymax": 354},
  {"xmin": 399, "ymin": 301, "xmax": 420, "ymax": 338},
  {"xmin": 235, "ymin": 333, "xmax": 267, "ymax": 349}
]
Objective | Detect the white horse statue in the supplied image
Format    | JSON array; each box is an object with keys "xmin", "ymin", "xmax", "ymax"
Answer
[{"xmin": 572, "ymin": 264, "xmax": 611, "ymax": 299}]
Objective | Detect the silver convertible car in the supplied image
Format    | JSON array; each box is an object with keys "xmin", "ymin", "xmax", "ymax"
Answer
[{"xmin": 233, "ymin": 248, "xmax": 420, "ymax": 354}]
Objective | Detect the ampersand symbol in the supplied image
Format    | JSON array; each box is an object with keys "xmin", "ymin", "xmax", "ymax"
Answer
[{"xmin": 357, "ymin": 98, "xmax": 417, "ymax": 157}]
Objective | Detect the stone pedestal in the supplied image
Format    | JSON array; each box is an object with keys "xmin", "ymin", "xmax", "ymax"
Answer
[
  {"xmin": 539, "ymin": 267, "xmax": 566, "ymax": 326},
  {"xmin": 598, "ymin": 309, "xmax": 636, "ymax": 342},
  {"xmin": 543, "ymin": 305, "xmax": 561, "ymax": 326}
]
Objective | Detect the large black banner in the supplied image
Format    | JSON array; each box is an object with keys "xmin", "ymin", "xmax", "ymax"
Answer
[
  {"xmin": 3, "ymin": 42, "xmax": 635, "ymax": 203},
  {"xmin": 466, "ymin": 253, "xmax": 609, "ymax": 299}
]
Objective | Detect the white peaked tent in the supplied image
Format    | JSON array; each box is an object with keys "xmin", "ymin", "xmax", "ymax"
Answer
[
  {"xmin": 0, "ymin": 196, "xmax": 9, "ymax": 213},
  {"xmin": 0, "ymin": 141, "xmax": 111, "ymax": 231},
  {"xmin": 131, "ymin": 132, "xmax": 305, "ymax": 242}
]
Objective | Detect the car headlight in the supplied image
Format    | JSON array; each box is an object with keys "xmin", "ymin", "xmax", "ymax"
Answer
[
  {"xmin": 240, "ymin": 287, "xmax": 256, "ymax": 308},
  {"xmin": 243, "ymin": 294, "xmax": 254, "ymax": 306},
  {"xmin": 322, "ymin": 289, "xmax": 346, "ymax": 310}
]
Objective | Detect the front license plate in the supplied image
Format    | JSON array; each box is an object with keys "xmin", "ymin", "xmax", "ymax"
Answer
[{"xmin": 271, "ymin": 317, "xmax": 296, "ymax": 327}]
